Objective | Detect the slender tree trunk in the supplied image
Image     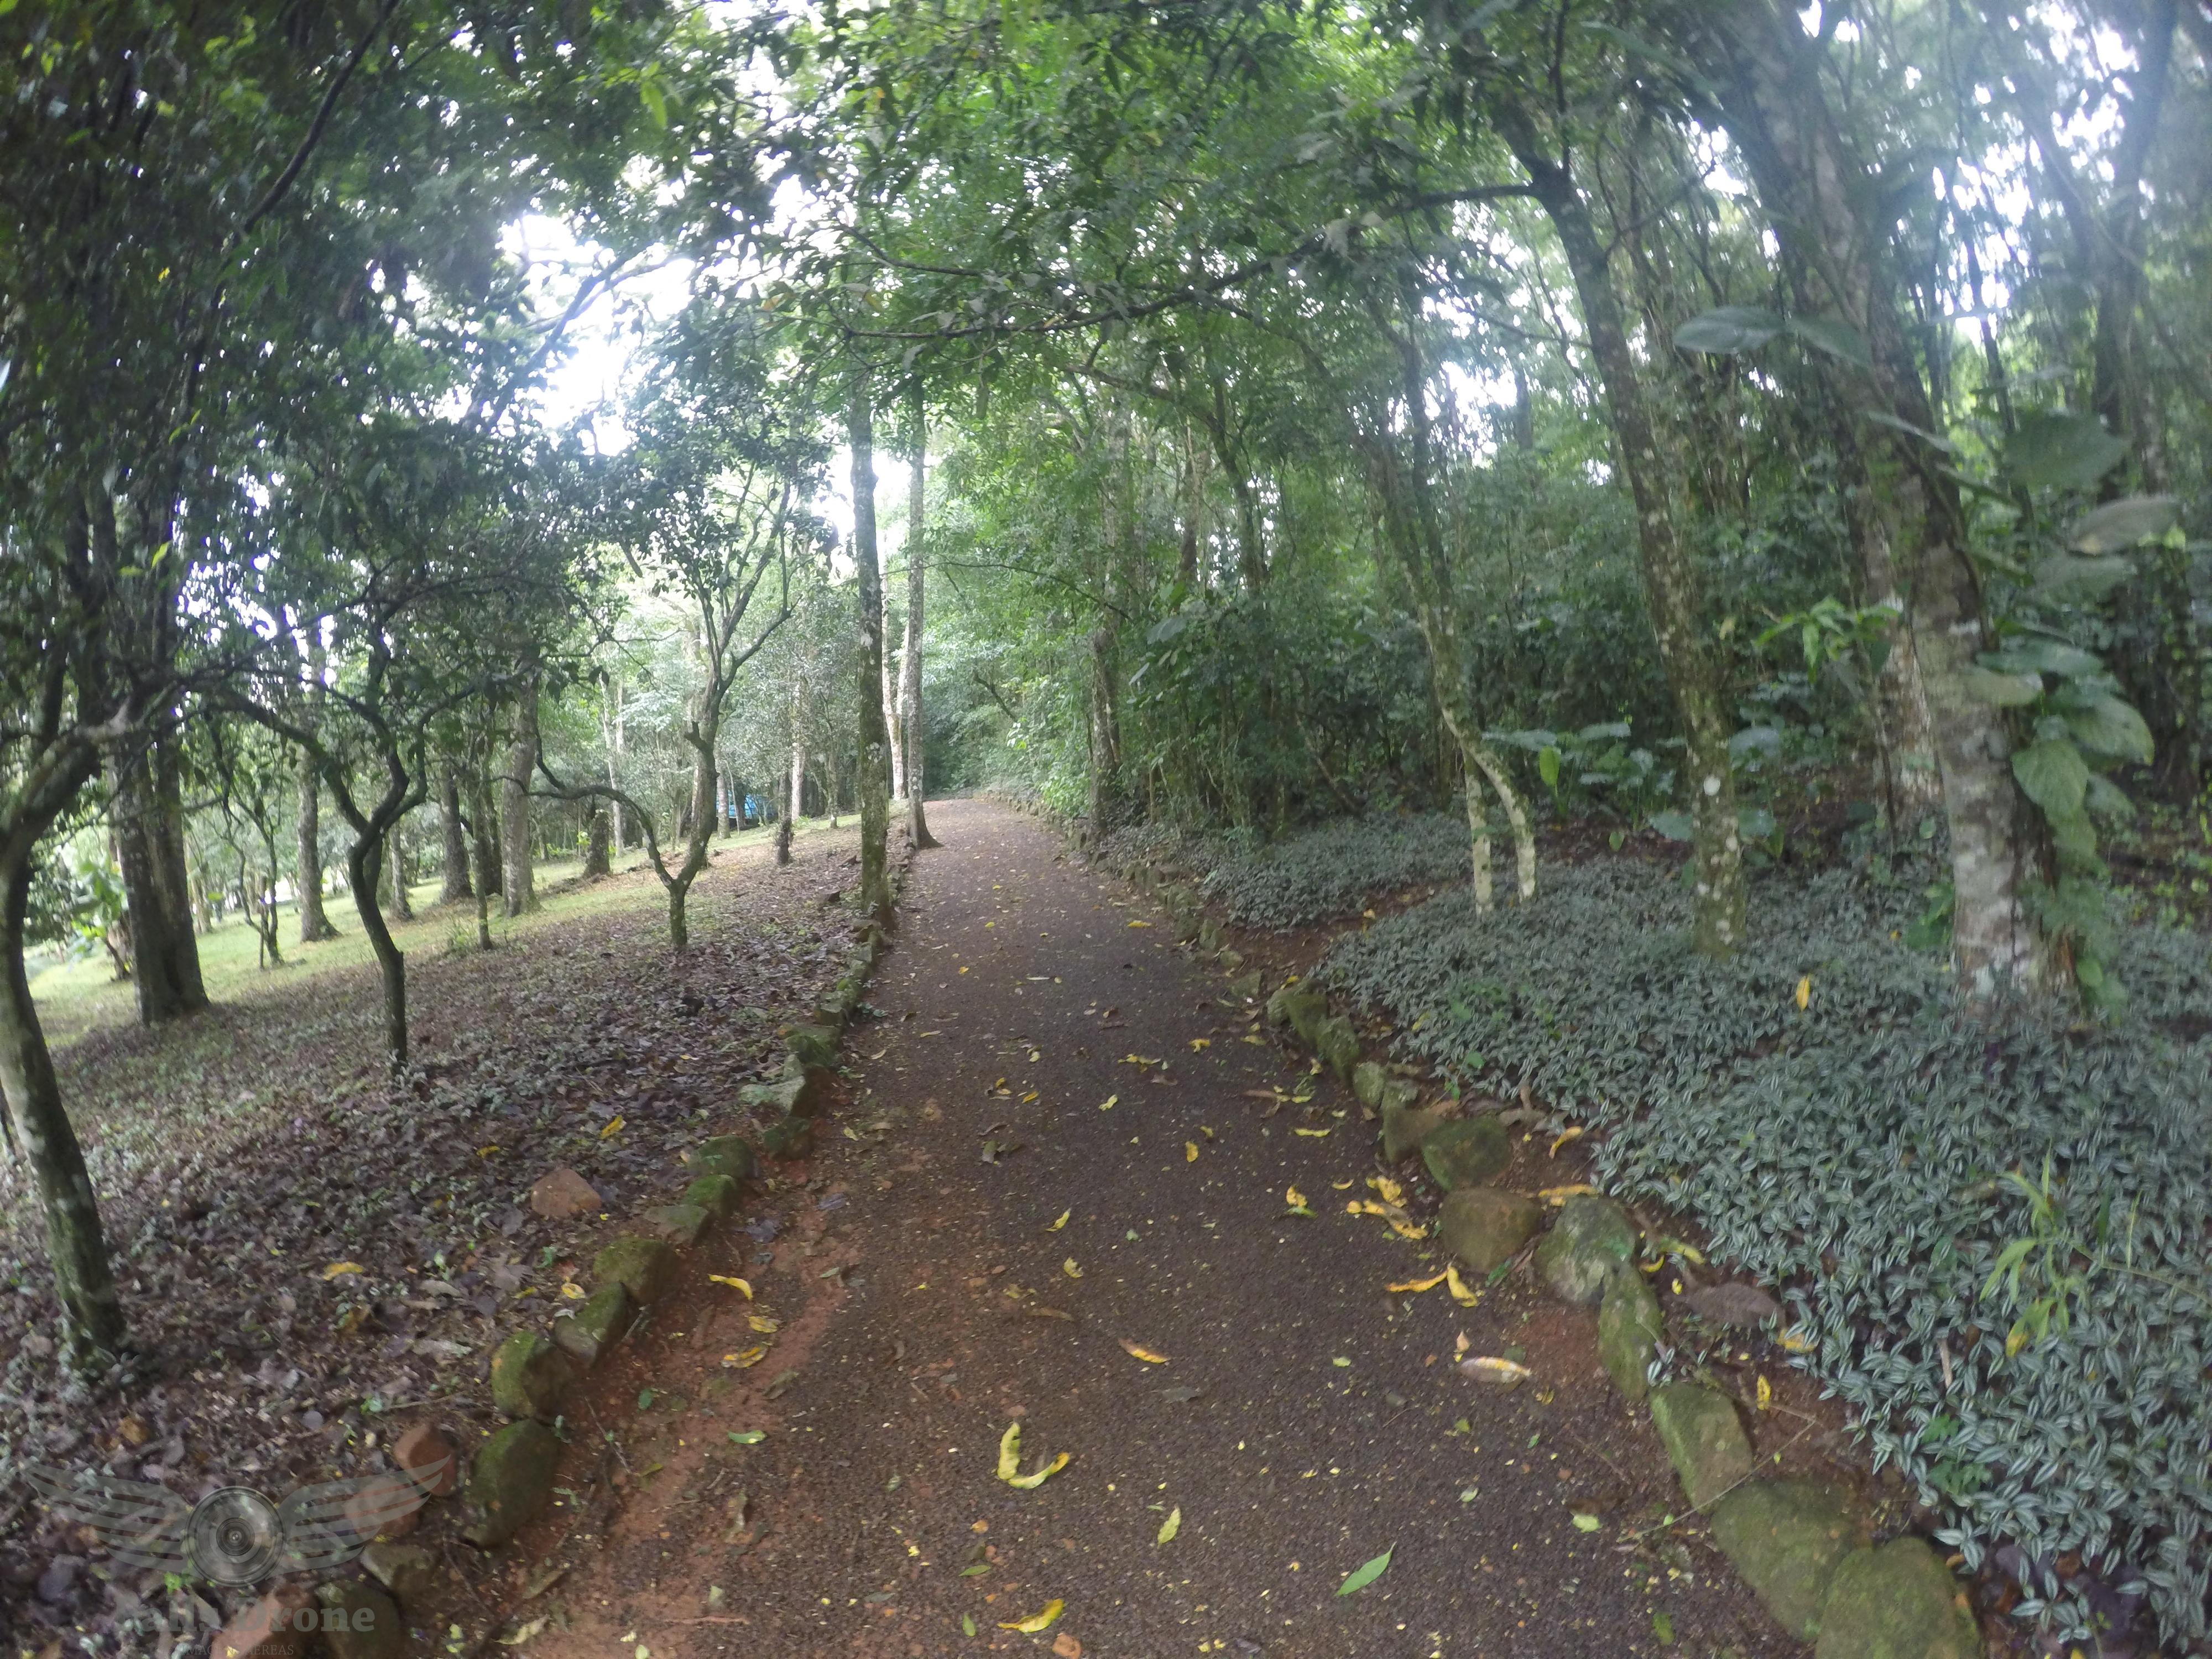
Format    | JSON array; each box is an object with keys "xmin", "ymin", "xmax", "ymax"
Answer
[
  {"xmin": 502, "ymin": 679, "xmax": 540, "ymax": 917},
  {"xmin": 849, "ymin": 373, "xmax": 894, "ymax": 925},
  {"xmin": 904, "ymin": 390, "xmax": 940, "ymax": 848},
  {"xmin": 347, "ymin": 836, "xmax": 408, "ymax": 1069},
  {"xmin": 384, "ymin": 826, "xmax": 414, "ymax": 921},
  {"xmin": 112, "ymin": 737, "xmax": 207, "ymax": 1022},
  {"xmin": 779, "ymin": 683, "xmax": 804, "ymax": 867},
  {"xmin": 1177, "ymin": 416, "xmax": 1212, "ymax": 587},
  {"xmin": 1502, "ymin": 112, "xmax": 1746, "ymax": 953},
  {"xmin": 1, "ymin": 831, "xmax": 127, "ymax": 1369},
  {"xmin": 294, "ymin": 644, "xmax": 338, "ymax": 943},
  {"xmin": 883, "ymin": 580, "xmax": 905, "ymax": 805},
  {"xmin": 1682, "ymin": 0, "xmax": 2044, "ymax": 992},
  {"xmin": 439, "ymin": 766, "xmax": 472, "ymax": 903},
  {"xmin": 605, "ymin": 676, "xmax": 627, "ymax": 849}
]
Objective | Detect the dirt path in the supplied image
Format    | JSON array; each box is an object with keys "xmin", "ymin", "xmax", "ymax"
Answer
[{"xmin": 508, "ymin": 798, "xmax": 1798, "ymax": 1659}]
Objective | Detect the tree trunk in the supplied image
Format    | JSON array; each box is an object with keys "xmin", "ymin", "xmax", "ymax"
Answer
[
  {"xmin": 883, "ymin": 580, "xmax": 905, "ymax": 804},
  {"xmin": 848, "ymin": 372, "xmax": 894, "ymax": 926},
  {"xmin": 779, "ymin": 686, "xmax": 804, "ymax": 867},
  {"xmin": 1683, "ymin": 0, "xmax": 2045, "ymax": 992},
  {"xmin": 347, "ymin": 836, "xmax": 408, "ymax": 1069},
  {"xmin": 439, "ymin": 766, "xmax": 472, "ymax": 904},
  {"xmin": 583, "ymin": 807, "xmax": 612, "ymax": 878},
  {"xmin": 904, "ymin": 390, "xmax": 940, "ymax": 848},
  {"xmin": 605, "ymin": 676, "xmax": 628, "ymax": 848},
  {"xmin": 469, "ymin": 753, "xmax": 502, "ymax": 908},
  {"xmin": 0, "ymin": 834, "xmax": 127, "ymax": 1369},
  {"xmin": 295, "ymin": 646, "xmax": 338, "ymax": 943},
  {"xmin": 384, "ymin": 827, "xmax": 414, "ymax": 922},
  {"xmin": 1503, "ymin": 114, "xmax": 1745, "ymax": 954},
  {"xmin": 502, "ymin": 678, "xmax": 540, "ymax": 917},
  {"xmin": 112, "ymin": 737, "xmax": 208, "ymax": 1022}
]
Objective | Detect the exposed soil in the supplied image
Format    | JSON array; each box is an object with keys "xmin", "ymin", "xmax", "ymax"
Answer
[{"xmin": 489, "ymin": 798, "xmax": 1825, "ymax": 1659}]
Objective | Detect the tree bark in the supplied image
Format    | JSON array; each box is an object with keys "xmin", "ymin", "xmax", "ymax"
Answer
[
  {"xmin": 1, "ymin": 813, "xmax": 128, "ymax": 1369},
  {"xmin": 502, "ymin": 677, "xmax": 540, "ymax": 917},
  {"xmin": 583, "ymin": 807, "xmax": 612, "ymax": 877},
  {"xmin": 384, "ymin": 825, "xmax": 414, "ymax": 921},
  {"xmin": 347, "ymin": 833, "xmax": 409, "ymax": 1068},
  {"xmin": 883, "ymin": 579, "xmax": 905, "ymax": 804},
  {"xmin": 439, "ymin": 765, "xmax": 472, "ymax": 904},
  {"xmin": 294, "ymin": 643, "xmax": 338, "ymax": 943},
  {"xmin": 903, "ymin": 389, "xmax": 940, "ymax": 848},
  {"xmin": 604, "ymin": 675, "xmax": 627, "ymax": 849},
  {"xmin": 849, "ymin": 372, "xmax": 894, "ymax": 926},
  {"xmin": 1500, "ymin": 109, "xmax": 1745, "ymax": 953},
  {"xmin": 468, "ymin": 749, "xmax": 502, "ymax": 909},
  {"xmin": 111, "ymin": 735, "xmax": 208, "ymax": 1022}
]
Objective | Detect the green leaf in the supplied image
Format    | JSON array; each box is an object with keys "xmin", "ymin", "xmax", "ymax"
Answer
[
  {"xmin": 962, "ymin": 1614, "xmax": 977, "ymax": 1637},
  {"xmin": 2063, "ymin": 695, "xmax": 2154, "ymax": 765},
  {"xmin": 1647, "ymin": 810, "xmax": 1694, "ymax": 842},
  {"xmin": 1737, "ymin": 806, "xmax": 1776, "ymax": 841},
  {"xmin": 2012, "ymin": 739, "xmax": 2090, "ymax": 820},
  {"xmin": 1652, "ymin": 1609, "xmax": 1676, "ymax": 1645},
  {"xmin": 2005, "ymin": 411, "xmax": 2127, "ymax": 493},
  {"xmin": 726, "ymin": 1430, "xmax": 765, "ymax": 1445},
  {"xmin": 1157, "ymin": 1506, "xmax": 1181, "ymax": 1544},
  {"xmin": 1538, "ymin": 747, "xmax": 1561, "ymax": 790},
  {"xmin": 1571, "ymin": 1512, "xmax": 1601, "ymax": 1532},
  {"xmin": 1985, "ymin": 640, "xmax": 2101, "ymax": 678},
  {"xmin": 1337, "ymin": 1546, "xmax": 1394, "ymax": 1597},
  {"xmin": 1785, "ymin": 315, "xmax": 1873, "ymax": 371},
  {"xmin": 2084, "ymin": 773, "xmax": 2137, "ymax": 823},
  {"xmin": 1960, "ymin": 667, "xmax": 2043, "ymax": 708},
  {"xmin": 638, "ymin": 1389, "xmax": 655, "ymax": 1410},
  {"xmin": 2031, "ymin": 555, "xmax": 2135, "ymax": 601},
  {"xmin": 1861, "ymin": 409, "xmax": 1958, "ymax": 454},
  {"xmin": 2068, "ymin": 494, "xmax": 2180, "ymax": 553},
  {"xmin": 1673, "ymin": 306, "xmax": 1783, "ymax": 354}
]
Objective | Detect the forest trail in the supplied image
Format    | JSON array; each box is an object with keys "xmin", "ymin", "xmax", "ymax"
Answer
[{"xmin": 509, "ymin": 798, "xmax": 1797, "ymax": 1659}]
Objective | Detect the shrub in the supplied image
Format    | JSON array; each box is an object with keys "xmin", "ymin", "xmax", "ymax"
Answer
[{"xmin": 1319, "ymin": 857, "xmax": 2212, "ymax": 1645}]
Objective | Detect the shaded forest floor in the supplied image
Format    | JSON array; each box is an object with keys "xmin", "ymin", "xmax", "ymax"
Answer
[{"xmin": 0, "ymin": 822, "xmax": 869, "ymax": 1651}]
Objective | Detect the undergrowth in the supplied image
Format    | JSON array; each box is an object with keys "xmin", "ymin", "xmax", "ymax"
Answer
[
  {"xmin": 1100, "ymin": 811, "xmax": 1472, "ymax": 928},
  {"xmin": 1314, "ymin": 855, "xmax": 2212, "ymax": 1645}
]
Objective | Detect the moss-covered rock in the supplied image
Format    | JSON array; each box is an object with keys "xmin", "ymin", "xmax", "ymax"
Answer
[
  {"xmin": 1226, "ymin": 971, "xmax": 1264, "ymax": 1001},
  {"xmin": 1421, "ymin": 1115, "xmax": 1511, "ymax": 1190},
  {"xmin": 686, "ymin": 1135, "xmax": 757, "ymax": 1184},
  {"xmin": 1709, "ymin": 1478, "xmax": 1864, "ymax": 1640},
  {"xmin": 1813, "ymin": 1538, "xmax": 1981, "ymax": 1659},
  {"xmin": 593, "ymin": 1235, "xmax": 678, "ymax": 1305},
  {"xmin": 1381, "ymin": 1098, "xmax": 1447, "ymax": 1163},
  {"xmin": 359, "ymin": 1542, "xmax": 437, "ymax": 1605},
  {"xmin": 1649, "ymin": 1383, "xmax": 1754, "ymax": 1509},
  {"xmin": 461, "ymin": 1420, "xmax": 561, "ymax": 1548},
  {"xmin": 784, "ymin": 1022, "xmax": 841, "ymax": 1070},
  {"xmin": 1352, "ymin": 1061, "xmax": 1390, "ymax": 1110},
  {"xmin": 761, "ymin": 1116, "xmax": 814, "ymax": 1160},
  {"xmin": 314, "ymin": 1579, "xmax": 404, "ymax": 1659},
  {"xmin": 1532, "ymin": 1194, "xmax": 1637, "ymax": 1305},
  {"xmin": 489, "ymin": 1329, "xmax": 573, "ymax": 1423},
  {"xmin": 1437, "ymin": 1187, "xmax": 1542, "ymax": 1275},
  {"xmin": 643, "ymin": 1202, "xmax": 711, "ymax": 1248},
  {"xmin": 1265, "ymin": 983, "xmax": 1326, "ymax": 1036},
  {"xmin": 682, "ymin": 1173, "xmax": 742, "ymax": 1219},
  {"xmin": 1198, "ymin": 917, "xmax": 1224, "ymax": 953},
  {"xmin": 552, "ymin": 1283, "xmax": 631, "ymax": 1369},
  {"xmin": 1314, "ymin": 1014, "xmax": 1360, "ymax": 1082},
  {"xmin": 1597, "ymin": 1264, "xmax": 1665, "ymax": 1402}
]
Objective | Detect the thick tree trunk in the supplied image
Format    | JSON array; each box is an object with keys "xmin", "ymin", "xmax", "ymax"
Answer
[
  {"xmin": 1, "ymin": 833, "xmax": 127, "ymax": 1369},
  {"xmin": 439, "ymin": 767, "xmax": 472, "ymax": 904},
  {"xmin": 1683, "ymin": 0, "xmax": 2044, "ymax": 992},
  {"xmin": 1503, "ymin": 117, "xmax": 1745, "ymax": 953},
  {"xmin": 502, "ymin": 679, "xmax": 540, "ymax": 917},
  {"xmin": 848, "ymin": 374, "xmax": 894, "ymax": 926},
  {"xmin": 583, "ymin": 808, "xmax": 612, "ymax": 878},
  {"xmin": 295, "ymin": 743, "xmax": 335, "ymax": 942},
  {"xmin": 468, "ymin": 754, "xmax": 502, "ymax": 909},
  {"xmin": 904, "ymin": 393, "xmax": 940, "ymax": 848},
  {"xmin": 112, "ymin": 737, "xmax": 207, "ymax": 1022}
]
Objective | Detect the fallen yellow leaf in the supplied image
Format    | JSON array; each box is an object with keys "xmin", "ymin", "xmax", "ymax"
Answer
[
  {"xmin": 1548, "ymin": 1126, "xmax": 1584, "ymax": 1157},
  {"xmin": 997, "ymin": 1422, "xmax": 1071, "ymax": 1489},
  {"xmin": 1286, "ymin": 1186, "xmax": 1310, "ymax": 1210},
  {"xmin": 748, "ymin": 1314, "xmax": 780, "ymax": 1334},
  {"xmin": 709, "ymin": 1275, "xmax": 754, "ymax": 1298},
  {"xmin": 1292, "ymin": 1126, "xmax": 1331, "ymax": 1138},
  {"xmin": 1185, "ymin": 1141, "xmax": 1199, "ymax": 1163},
  {"xmin": 1119, "ymin": 1339, "xmax": 1168, "ymax": 1364},
  {"xmin": 1188, "ymin": 1037, "xmax": 1210, "ymax": 1052},
  {"xmin": 999, "ymin": 1600, "xmax": 1065, "ymax": 1633},
  {"xmin": 320, "ymin": 1262, "xmax": 365, "ymax": 1281},
  {"xmin": 1062, "ymin": 1258, "xmax": 1083, "ymax": 1279},
  {"xmin": 1046, "ymin": 1209, "xmax": 1070, "ymax": 1232},
  {"xmin": 1386, "ymin": 1271, "xmax": 1450, "ymax": 1293},
  {"xmin": 1157, "ymin": 1506, "xmax": 1181, "ymax": 1545},
  {"xmin": 1445, "ymin": 1264, "xmax": 1480, "ymax": 1306},
  {"xmin": 1097, "ymin": 1094, "xmax": 1118, "ymax": 1112},
  {"xmin": 599, "ymin": 1115, "xmax": 625, "ymax": 1139},
  {"xmin": 1795, "ymin": 975, "xmax": 1811, "ymax": 1010},
  {"xmin": 1367, "ymin": 1175, "xmax": 1405, "ymax": 1205},
  {"xmin": 1778, "ymin": 1328, "xmax": 1816, "ymax": 1354},
  {"xmin": 1128, "ymin": 919, "xmax": 1151, "ymax": 928},
  {"xmin": 1537, "ymin": 1183, "xmax": 1599, "ymax": 1204},
  {"xmin": 1461, "ymin": 1355, "xmax": 1533, "ymax": 1386},
  {"xmin": 724, "ymin": 1347, "xmax": 768, "ymax": 1368},
  {"xmin": 559, "ymin": 1282, "xmax": 586, "ymax": 1300},
  {"xmin": 1755, "ymin": 1374, "xmax": 1773, "ymax": 1411}
]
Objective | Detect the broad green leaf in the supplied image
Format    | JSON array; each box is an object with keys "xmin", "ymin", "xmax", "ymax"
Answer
[
  {"xmin": 2012, "ymin": 739, "xmax": 2090, "ymax": 820},
  {"xmin": 1984, "ymin": 640, "xmax": 2100, "ymax": 678},
  {"xmin": 1577, "ymin": 721, "xmax": 1633, "ymax": 742},
  {"xmin": 962, "ymin": 1614, "xmax": 977, "ymax": 1637},
  {"xmin": 1336, "ymin": 1546, "xmax": 1394, "ymax": 1597},
  {"xmin": 2084, "ymin": 773, "xmax": 2137, "ymax": 823},
  {"xmin": 1862, "ymin": 409, "xmax": 1958, "ymax": 454},
  {"xmin": 2031, "ymin": 555, "xmax": 2135, "ymax": 601},
  {"xmin": 1538, "ymin": 747, "xmax": 1561, "ymax": 789},
  {"xmin": 1785, "ymin": 315, "xmax": 1873, "ymax": 371},
  {"xmin": 2005, "ymin": 411, "xmax": 2127, "ymax": 493},
  {"xmin": 1728, "ymin": 726, "xmax": 1782, "ymax": 759},
  {"xmin": 1647, "ymin": 810, "xmax": 1694, "ymax": 842},
  {"xmin": 1673, "ymin": 306, "xmax": 1783, "ymax": 354},
  {"xmin": 1157, "ymin": 1506, "xmax": 1181, "ymax": 1543},
  {"xmin": 1737, "ymin": 806, "xmax": 1776, "ymax": 841},
  {"xmin": 2068, "ymin": 494, "xmax": 2180, "ymax": 553},
  {"xmin": 2063, "ymin": 695, "xmax": 2154, "ymax": 765},
  {"xmin": 1959, "ymin": 667, "xmax": 2042, "ymax": 708}
]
